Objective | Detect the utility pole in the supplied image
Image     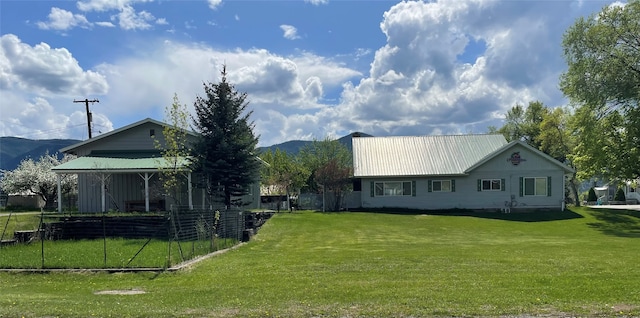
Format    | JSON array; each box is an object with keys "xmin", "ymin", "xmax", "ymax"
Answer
[{"xmin": 74, "ymin": 99, "xmax": 99, "ymax": 138}]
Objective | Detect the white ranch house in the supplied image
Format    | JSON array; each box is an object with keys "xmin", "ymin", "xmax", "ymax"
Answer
[
  {"xmin": 52, "ymin": 118, "xmax": 261, "ymax": 213},
  {"xmin": 351, "ymin": 134, "xmax": 575, "ymax": 211}
]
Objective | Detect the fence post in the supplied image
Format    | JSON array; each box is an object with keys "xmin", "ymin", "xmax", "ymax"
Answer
[
  {"xmin": 40, "ymin": 210, "xmax": 44, "ymax": 269},
  {"xmin": 102, "ymin": 210, "xmax": 107, "ymax": 267}
]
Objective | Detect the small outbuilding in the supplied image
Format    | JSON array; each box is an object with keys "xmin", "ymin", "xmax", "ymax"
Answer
[{"xmin": 352, "ymin": 134, "xmax": 574, "ymax": 211}]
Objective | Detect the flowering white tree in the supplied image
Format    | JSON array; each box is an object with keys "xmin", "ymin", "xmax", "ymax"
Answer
[{"xmin": 0, "ymin": 153, "xmax": 76, "ymax": 209}]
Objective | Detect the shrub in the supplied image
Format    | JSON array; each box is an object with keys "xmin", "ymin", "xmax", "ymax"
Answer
[
  {"xmin": 587, "ymin": 188, "xmax": 598, "ymax": 202},
  {"xmin": 614, "ymin": 187, "xmax": 626, "ymax": 202}
]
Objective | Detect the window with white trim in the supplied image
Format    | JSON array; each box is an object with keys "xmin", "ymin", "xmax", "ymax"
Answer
[
  {"xmin": 524, "ymin": 177, "xmax": 547, "ymax": 196},
  {"xmin": 482, "ymin": 179, "xmax": 502, "ymax": 191},
  {"xmin": 432, "ymin": 180, "xmax": 451, "ymax": 192},
  {"xmin": 374, "ymin": 181, "xmax": 413, "ymax": 196}
]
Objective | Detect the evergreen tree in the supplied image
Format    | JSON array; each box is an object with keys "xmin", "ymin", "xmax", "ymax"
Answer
[{"xmin": 191, "ymin": 66, "xmax": 260, "ymax": 207}]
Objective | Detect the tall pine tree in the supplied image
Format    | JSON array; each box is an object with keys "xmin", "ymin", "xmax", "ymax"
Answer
[{"xmin": 191, "ymin": 66, "xmax": 260, "ymax": 207}]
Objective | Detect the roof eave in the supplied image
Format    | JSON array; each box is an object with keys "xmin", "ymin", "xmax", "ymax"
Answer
[
  {"xmin": 354, "ymin": 173, "xmax": 469, "ymax": 178},
  {"xmin": 52, "ymin": 168, "xmax": 191, "ymax": 174}
]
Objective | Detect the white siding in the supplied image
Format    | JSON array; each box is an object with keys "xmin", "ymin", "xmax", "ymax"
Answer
[
  {"xmin": 71, "ymin": 122, "xmax": 192, "ymax": 156},
  {"xmin": 359, "ymin": 144, "xmax": 568, "ymax": 211}
]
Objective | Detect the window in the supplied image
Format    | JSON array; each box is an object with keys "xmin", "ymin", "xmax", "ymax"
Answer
[
  {"xmin": 373, "ymin": 181, "xmax": 413, "ymax": 196},
  {"xmin": 523, "ymin": 177, "xmax": 547, "ymax": 196},
  {"xmin": 431, "ymin": 180, "xmax": 452, "ymax": 192},
  {"xmin": 481, "ymin": 179, "xmax": 502, "ymax": 191}
]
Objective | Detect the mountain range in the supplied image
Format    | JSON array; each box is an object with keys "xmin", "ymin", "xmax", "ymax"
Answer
[{"xmin": 0, "ymin": 132, "xmax": 370, "ymax": 172}]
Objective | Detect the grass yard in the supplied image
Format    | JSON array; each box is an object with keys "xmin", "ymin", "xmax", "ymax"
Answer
[
  {"xmin": 1, "ymin": 211, "xmax": 238, "ymax": 269},
  {"xmin": 1, "ymin": 207, "xmax": 639, "ymax": 317},
  {"xmin": 0, "ymin": 238, "xmax": 238, "ymax": 269},
  {"xmin": 0, "ymin": 211, "xmax": 42, "ymax": 241}
]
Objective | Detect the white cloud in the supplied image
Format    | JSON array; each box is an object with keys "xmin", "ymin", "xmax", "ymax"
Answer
[
  {"xmin": 0, "ymin": 93, "xmax": 113, "ymax": 141},
  {"xmin": 305, "ymin": 0, "xmax": 328, "ymax": 5},
  {"xmin": 0, "ymin": 34, "xmax": 112, "ymax": 140},
  {"xmin": 117, "ymin": 6, "xmax": 155, "ymax": 30},
  {"xmin": 354, "ymin": 48, "xmax": 372, "ymax": 60},
  {"xmin": 323, "ymin": 0, "xmax": 583, "ymax": 138},
  {"xmin": 291, "ymin": 53, "xmax": 361, "ymax": 89},
  {"xmin": 0, "ymin": 34, "xmax": 108, "ymax": 96},
  {"xmin": 37, "ymin": 7, "xmax": 92, "ymax": 31},
  {"xmin": 76, "ymin": 0, "xmax": 162, "ymax": 30},
  {"xmin": 208, "ymin": 0, "xmax": 222, "ymax": 10},
  {"xmin": 82, "ymin": 41, "xmax": 361, "ymax": 145},
  {"xmin": 1, "ymin": 0, "xmax": 614, "ymax": 147},
  {"xmin": 95, "ymin": 21, "xmax": 116, "ymax": 27},
  {"xmin": 76, "ymin": 0, "xmax": 152, "ymax": 12},
  {"xmin": 280, "ymin": 25, "xmax": 301, "ymax": 40}
]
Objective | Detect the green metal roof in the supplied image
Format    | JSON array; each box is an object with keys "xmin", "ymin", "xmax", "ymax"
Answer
[{"xmin": 52, "ymin": 156, "xmax": 191, "ymax": 173}]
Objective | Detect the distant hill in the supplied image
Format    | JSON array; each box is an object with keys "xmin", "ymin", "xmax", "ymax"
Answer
[
  {"xmin": 0, "ymin": 132, "xmax": 372, "ymax": 172},
  {"xmin": 257, "ymin": 132, "xmax": 372, "ymax": 155},
  {"xmin": 0, "ymin": 137, "xmax": 80, "ymax": 171}
]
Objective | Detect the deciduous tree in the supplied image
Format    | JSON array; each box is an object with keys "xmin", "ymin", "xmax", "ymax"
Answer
[
  {"xmin": 0, "ymin": 153, "xmax": 76, "ymax": 209},
  {"xmin": 260, "ymin": 149, "xmax": 310, "ymax": 211},
  {"xmin": 154, "ymin": 93, "xmax": 191, "ymax": 206},
  {"xmin": 498, "ymin": 101, "xmax": 550, "ymax": 148},
  {"xmin": 299, "ymin": 138, "xmax": 352, "ymax": 211},
  {"xmin": 560, "ymin": 1, "xmax": 640, "ymax": 180},
  {"xmin": 539, "ymin": 107, "xmax": 580, "ymax": 206}
]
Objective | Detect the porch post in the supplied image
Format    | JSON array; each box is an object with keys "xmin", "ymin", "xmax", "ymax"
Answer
[
  {"xmin": 57, "ymin": 174, "xmax": 62, "ymax": 213},
  {"xmin": 145, "ymin": 172, "xmax": 150, "ymax": 212},
  {"xmin": 188, "ymin": 172, "xmax": 193, "ymax": 210},
  {"xmin": 101, "ymin": 174, "xmax": 106, "ymax": 212}
]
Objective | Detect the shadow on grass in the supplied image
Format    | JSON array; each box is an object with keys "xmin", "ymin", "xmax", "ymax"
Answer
[
  {"xmin": 344, "ymin": 208, "xmax": 584, "ymax": 222},
  {"xmin": 585, "ymin": 208, "xmax": 640, "ymax": 238}
]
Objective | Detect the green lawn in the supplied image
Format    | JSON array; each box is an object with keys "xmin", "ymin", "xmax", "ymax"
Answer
[
  {"xmin": 1, "ymin": 207, "xmax": 639, "ymax": 317},
  {"xmin": 0, "ymin": 211, "xmax": 42, "ymax": 241},
  {"xmin": 0, "ymin": 238, "xmax": 238, "ymax": 269}
]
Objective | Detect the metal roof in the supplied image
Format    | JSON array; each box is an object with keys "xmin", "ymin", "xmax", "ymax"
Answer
[
  {"xmin": 52, "ymin": 156, "xmax": 191, "ymax": 174},
  {"xmin": 352, "ymin": 134, "xmax": 508, "ymax": 177}
]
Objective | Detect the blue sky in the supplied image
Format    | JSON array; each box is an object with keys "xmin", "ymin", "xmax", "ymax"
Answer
[{"xmin": 0, "ymin": 0, "xmax": 620, "ymax": 147}]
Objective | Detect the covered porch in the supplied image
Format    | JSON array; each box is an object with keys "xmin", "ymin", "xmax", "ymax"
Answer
[{"xmin": 52, "ymin": 156, "xmax": 194, "ymax": 213}]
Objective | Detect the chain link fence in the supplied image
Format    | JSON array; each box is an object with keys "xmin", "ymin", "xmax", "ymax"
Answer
[{"xmin": 0, "ymin": 207, "xmax": 272, "ymax": 270}]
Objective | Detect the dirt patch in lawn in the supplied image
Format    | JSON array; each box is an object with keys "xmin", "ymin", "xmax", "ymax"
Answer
[{"xmin": 94, "ymin": 289, "xmax": 146, "ymax": 295}]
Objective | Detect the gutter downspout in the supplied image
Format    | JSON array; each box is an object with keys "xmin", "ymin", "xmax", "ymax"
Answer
[{"xmin": 562, "ymin": 174, "xmax": 566, "ymax": 211}]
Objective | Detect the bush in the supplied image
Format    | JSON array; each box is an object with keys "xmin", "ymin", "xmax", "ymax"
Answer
[
  {"xmin": 587, "ymin": 188, "xmax": 598, "ymax": 202},
  {"xmin": 614, "ymin": 187, "xmax": 626, "ymax": 202}
]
